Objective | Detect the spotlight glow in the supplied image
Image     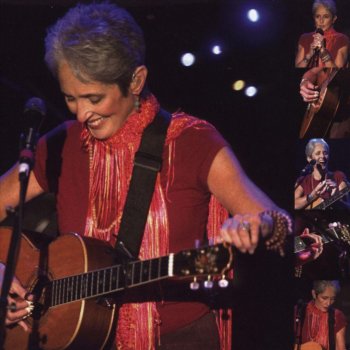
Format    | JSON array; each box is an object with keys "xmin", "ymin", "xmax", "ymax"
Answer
[
  {"xmin": 212, "ymin": 45, "xmax": 222, "ymax": 55},
  {"xmin": 232, "ymin": 80, "xmax": 245, "ymax": 91},
  {"xmin": 181, "ymin": 53, "xmax": 196, "ymax": 67},
  {"xmin": 247, "ymin": 9, "xmax": 259, "ymax": 22},
  {"xmin": 245, "ymin": 86, "xmax": 258, "ymax": 97}
]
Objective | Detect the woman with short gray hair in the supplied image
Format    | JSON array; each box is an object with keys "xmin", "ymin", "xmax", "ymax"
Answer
[{"xmin": 295, "ymin": 0, "xmax": 349, "ymax": 68}]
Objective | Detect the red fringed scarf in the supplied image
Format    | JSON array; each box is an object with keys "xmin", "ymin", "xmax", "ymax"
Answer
[
  {"xmin": 81, "ymin": 94, "xmax": 231, "ymax": 350},
  {"xmin": 305, "ymin": 302, "xmax": 329, "ymax": 349}
]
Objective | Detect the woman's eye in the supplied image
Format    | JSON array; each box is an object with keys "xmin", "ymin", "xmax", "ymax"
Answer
[{"xmin": 90, "ymin": 97, "xmax": 102, "ymax": 104}]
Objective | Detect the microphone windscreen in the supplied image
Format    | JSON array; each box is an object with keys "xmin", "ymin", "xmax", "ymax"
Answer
[
  {"xmin": 22, "ymin": 97, "xmax": 46, "ymax": 131},
  {"xmin": 24, "ymin": 97, "xmax": 46, "ymax": 116}
]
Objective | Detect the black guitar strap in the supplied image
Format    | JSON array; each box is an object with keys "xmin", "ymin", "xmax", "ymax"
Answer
[
  {"xmin": 114, "ymin": 108, "xmax": 171, "ymax": 260},
  {"xmin": 328, "ymin": 307, "xmax": 335, "ymax": 350}
]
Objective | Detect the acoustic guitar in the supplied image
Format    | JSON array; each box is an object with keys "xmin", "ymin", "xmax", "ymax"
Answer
[
  {"xmin": 0, "ymin": 227, "xmax": 232, "ymax": 350},
  {"xmin": 294, "ymin": 341, "xmax": 324, "ymax": 350},
  {"xmin": 299, "ymin": 68, "xmax": 340, "ymax": 138},
  {"xmin": 306, "ymin": 185, "xmax": 350, "ymax": 210}
]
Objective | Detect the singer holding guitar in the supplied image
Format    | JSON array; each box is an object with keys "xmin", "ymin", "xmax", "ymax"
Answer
[
  {"xmin": 294, "ymin": 280, "xmax": 346, "ymax": 350},
  {"xmin": 294, "ymin": 139, "xmax": 349, "ymax": 210},
  {"xmin": 0, "ymin": 3, "xmax": 292, "ymax": 350},
  {"xmin": 295, "ymin": 0, "xmax": 349, "ymax": 68},
  {"xmin": 299, "ymin": 67, "xmax": 350, "ymax": 138}
]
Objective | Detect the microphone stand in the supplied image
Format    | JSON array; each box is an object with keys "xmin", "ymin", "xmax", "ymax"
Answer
[{"xmin": 0, "ymin": 131, "xmax": 37, "ymax": 348}]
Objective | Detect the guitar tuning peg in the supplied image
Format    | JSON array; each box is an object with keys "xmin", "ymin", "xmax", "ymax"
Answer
[
  {"xmin": 218, "ymin": 276, "xmax": 229, "ymax": 288},
  {"xmin": 190, "ymin": 277, "xmax": 200, "ymax": 290},
  {"xmin": 204, "ymin": 276, "xmax": 214, "ymax": 289}
]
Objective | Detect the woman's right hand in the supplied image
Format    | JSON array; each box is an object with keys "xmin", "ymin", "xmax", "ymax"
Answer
[
  {"xmin": 0, "ymin": 263, "xmax": 33, "ymax": 331},
  {"xmin": 309, "ymin": 179, "xmax": 334, "ymax": 200},
  {"xmin": 311, "ymin": 32, "xmax": 325, "ymax": 51},
  {"xmin": 296, "ymin": 228, "xmax": 324, "ymax": 265},
  {"xmin": 300, "ymin": 79, "xmax": 319, "ymax": 103}
]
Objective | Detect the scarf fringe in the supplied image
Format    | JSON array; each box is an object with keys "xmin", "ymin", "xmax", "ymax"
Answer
[{"xmin": 83, "ymin": 95, "xmax": 232, "ymax": 349}]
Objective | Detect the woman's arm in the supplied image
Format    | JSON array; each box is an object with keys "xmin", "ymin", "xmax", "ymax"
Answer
[
  {"xmin": 294, "ymin": 181, "xmax": 328, "ymax": 210},
  {"xmin": 295, "ymin": 44, "xmax": 315, "ymax": 68},
  {"xmin": 208, "ymin": 147, "xmax": 287, "ymax": 254},
  {"xmin": 0, "ymin": 163, "xmax": 44, "ymax": 221},
  {"xmin": 335, "ymin": 326, "xmax": 346, "ymax": 350},
  {"xmin": 333, "ymin": 45, "xmax": 348, "ymax": 68}
]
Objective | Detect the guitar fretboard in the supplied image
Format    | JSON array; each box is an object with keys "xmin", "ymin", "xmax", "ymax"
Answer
[
  {"xmin": 294, "ymin": 232, "xmax": 332, "ymax": 253},
  {"xmin": 50, "ymin": 255, "xmax": 173, "ymax": 307},
  {"xmin": 313, "ymin": 186, "xmax": 350, "ymax": 210}
]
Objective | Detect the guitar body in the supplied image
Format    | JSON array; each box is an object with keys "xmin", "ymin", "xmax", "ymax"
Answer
[
  {"xmin": 299, "ymin": 69, "xmax": 340, "ymax": 138},
  {"xmin": 0, "ymin": 227, "xmax": 232, "ymax": 349},
  {"xmin": 305, "ymin": 196, "xmax": 324, "ymax": 210},
  {"xmin": 0, "ymin": 227, "xmax": 116, "ymax": 350},
  {"xmin": 294, "ymin": 341, "xmax": 324, "ymax": 350}
]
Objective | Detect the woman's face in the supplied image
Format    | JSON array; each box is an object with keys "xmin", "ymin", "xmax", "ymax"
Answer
[
  {"xmin": 313, "ymin": 5, "xmax": 336, "ymax": 32},
  {"xmin": 58, "ymin": 61, "xmax": 135, "ymax": 140},
  {"xmin": 312, "ymin": 286, "xmax": 336, "ymax": 312},
  {"xmin": 307, "ymin": 143, "xmax": 329, "ymax": 170}
]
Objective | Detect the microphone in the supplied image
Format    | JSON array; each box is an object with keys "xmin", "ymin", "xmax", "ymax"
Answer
[
  {"xmin": 315, "ymin": 28, "xmax": 325, "ymax": 52},
  {"xmin": 307, "ymin": 28, "xmax": 324, "ymax": 68},
  {"xmin": 315, "ymin": 28, "xmax": 324, "ymax": 37},
  {"xmin": 300, "ymin": 159, "xmax": 316, "ymax": 176},
  {"xmin": 19, "ymin": 97, "xmax": 46, "ymax": 178}
]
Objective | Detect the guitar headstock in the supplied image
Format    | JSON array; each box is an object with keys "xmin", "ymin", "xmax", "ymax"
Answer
[
  {"xmin": 172, "ymin": 243, "xmax": 233, "ymax": 289},
  {"xmin": 329, "ymin": 222, "xmax": 350, "ymax": 245}
]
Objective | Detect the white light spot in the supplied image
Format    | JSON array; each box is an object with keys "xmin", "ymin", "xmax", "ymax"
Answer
[
  {"xmin": 245, "ymin": 86, "xmax": 258, "ymax": 97},
  {"xmin": 181, "ymin": 53, "xmax": 196, "ymax": 67},
  {"xmin": 247, "ymin": 9, "xmax": 259, "ymax": 22},
  {"xmin": 212, "ymin": 45, "xmax": 222, "ymax": 55}
]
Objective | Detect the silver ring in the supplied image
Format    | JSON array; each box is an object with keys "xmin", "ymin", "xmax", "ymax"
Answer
[
  {"xmin": 239, "ymin": 221, "xmax": 251, "ymax": 231},
  {"xmin": 22, "ymin": 313, "xmax": 31, "ymax": 321}
]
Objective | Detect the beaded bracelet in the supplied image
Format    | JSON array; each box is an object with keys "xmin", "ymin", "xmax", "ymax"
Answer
[
  {"xmin": 295, "ymin": 265, "xmax": 303, "ymax": 278},
  {"xmin": 259, "ymin": 210, "xmax": 293, "ymax": 257},
  {"xmin": 306, "ymin": 194, "xmax": 312, "ymax": 203}
]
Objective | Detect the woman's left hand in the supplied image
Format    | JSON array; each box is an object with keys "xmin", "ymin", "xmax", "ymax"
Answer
[{"xmin": 220, "ymin": 213, "xmax": 271, "ymax": 254}]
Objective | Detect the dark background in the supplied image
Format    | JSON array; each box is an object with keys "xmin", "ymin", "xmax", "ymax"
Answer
[
  {"xmin": 0, "ymin": 0, "xmax": 300, "ymax": 211},
  {"xmin": 1, "ymin": 0, "xmax": 350, "ymax": 348},
  {"xmin": 1, "ymin": 1, "xmax": 350, "ymax": 209}
]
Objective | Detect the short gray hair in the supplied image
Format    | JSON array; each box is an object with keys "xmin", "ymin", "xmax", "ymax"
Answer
[
  {"xmin": 45, "ymin": 2, "xmax": 145, "ymax": 96},
  {"xmin": 305, "ymin": 138, "xmax": 329, "ymax": 158},
  {"xmin": 313, "ymin": 280, "xmax": 340, "ymax": 295},
  {"xmin": 312, "ymin": 0, "xmax": 337, "ymax": 17}
]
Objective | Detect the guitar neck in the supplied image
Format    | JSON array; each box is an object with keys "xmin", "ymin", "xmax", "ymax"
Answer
[
  {"xmin": 294, "ymin": 232, "xmax": 332, "ymax": 253},
  {"xmin": 50, "ymin": 255, "xmax": 173, "ymax": 307},
  {"xmin": 313, "ymin": 186, "xmax": 349, "ymax": 210},
  {"xmin": 48, "ymin": 243, "xmax": 231, "ymax": 307}
]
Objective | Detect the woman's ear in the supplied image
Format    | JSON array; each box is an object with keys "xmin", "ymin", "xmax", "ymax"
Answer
[
  {"xmin": 130, "ymin": 65, "xmax": 148, "ymax": 95},
  {"xmin": 311, "ymin": 289, "xmax": 316, "ymax": 300}
]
